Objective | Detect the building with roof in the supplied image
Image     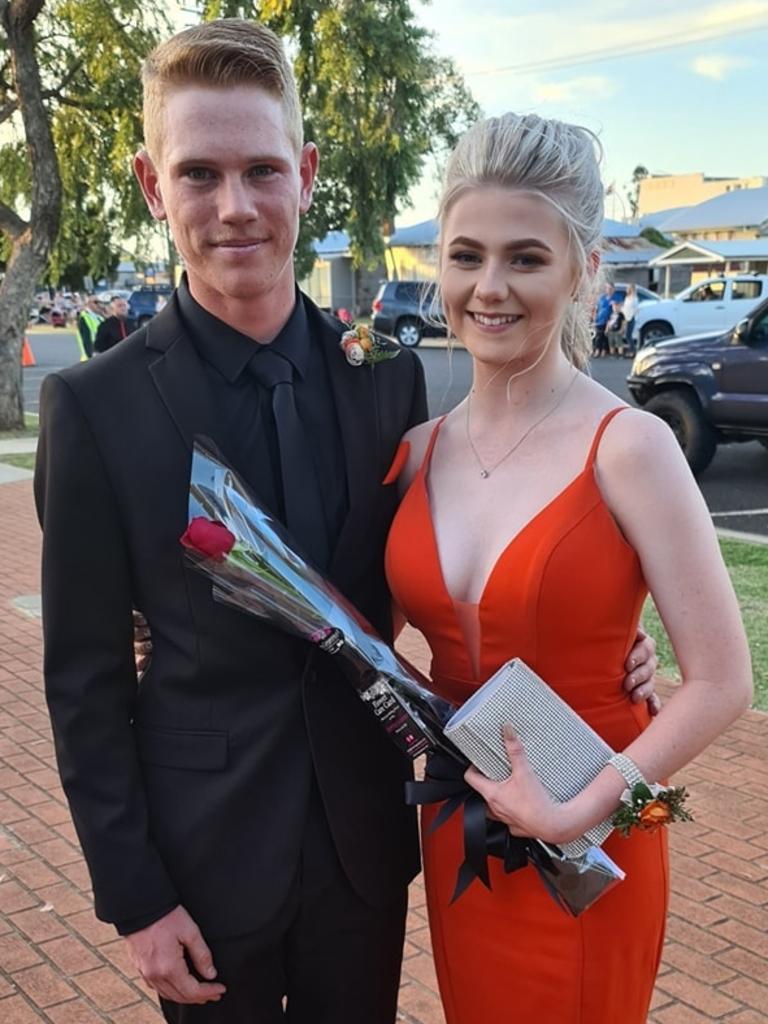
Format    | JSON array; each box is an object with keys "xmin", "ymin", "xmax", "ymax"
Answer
[
  {"xmin": 649, "ymin": 238, "xmax": 768, "ymax": 297},
  {"xmin": 386, "ymin": 220, "xmax": 439, "ymax": 280},
  {"xmin": 654, "ymin": 186, "xmax": 768, "ymax": 243},
  {"xmin": 299, "ymin": 231, "xmax": 385, "ymax": 316},
  {"xmin": 638, "ymin": 172, "xmax": 767, "ymax": 216},
  {"xmin": 634, "ymin": 188, "xmax": 768, "ymax": 293}
]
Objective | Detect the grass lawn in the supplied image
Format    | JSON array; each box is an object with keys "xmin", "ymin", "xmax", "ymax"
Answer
[
  {"xmin": 643, "ymin": 537, "xmax": 768, "ymax": 712},
  {"xmin": 0, "ymin": 453, "xmax": 35, "ymax": 471},
  {"xmin": 0, "ymin": 412, "xmax": 39, "ymax": 440}
]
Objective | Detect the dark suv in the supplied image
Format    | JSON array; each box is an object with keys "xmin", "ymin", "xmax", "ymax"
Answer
[
  {"xmin": 371, "ymin": 280, "xmax": 446, "ymax": 347},
  {"xmin": 128, "ymin": 284, "xmax": 173, "ymax": 327},
  {"xmin": 627, "ymin": 297, "xmax": 768, "ymax": 474}
]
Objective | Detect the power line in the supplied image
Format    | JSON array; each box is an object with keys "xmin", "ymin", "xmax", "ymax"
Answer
[{"xmin": 466, "ymin": 14, "xmax": 768, "ymax": 77}]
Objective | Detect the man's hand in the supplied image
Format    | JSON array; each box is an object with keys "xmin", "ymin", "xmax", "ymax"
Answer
[
  {"xmin": 624, "ymin": 628, "xmax": 661, "ymax": 715},
  {"xmin": 125, "ymin": 905, "xmax": 226, "ymax": 1005}
]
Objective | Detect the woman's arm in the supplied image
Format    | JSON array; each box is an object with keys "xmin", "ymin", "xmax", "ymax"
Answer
[{"xmin": 468, "ymin": 409, "xmax": 752, "ymax": 844}]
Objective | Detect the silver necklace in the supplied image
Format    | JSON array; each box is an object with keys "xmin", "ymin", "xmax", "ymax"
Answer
[{"xmin": 465, "ymin": 370, "xmax": 579, "ymax": 479}]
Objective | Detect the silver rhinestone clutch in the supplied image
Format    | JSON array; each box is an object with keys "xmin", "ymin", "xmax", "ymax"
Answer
[{"xmin": 444, "ymin": 658, "xmax": 616, "ymax": 858}]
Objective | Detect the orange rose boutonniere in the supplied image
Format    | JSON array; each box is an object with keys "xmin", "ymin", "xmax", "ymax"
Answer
[
  {"xmin": 612, "ymin": 782, "xmax": 692, "ymax": 837},
  {"xmin": 340, "ymin": 324, "xmax": 400, "ymax": 368}
]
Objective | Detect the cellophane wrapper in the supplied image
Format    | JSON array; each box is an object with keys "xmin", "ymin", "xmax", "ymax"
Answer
[{"xmin": 185, "ymin": 439, "xmax": 462, "ymax": 765}]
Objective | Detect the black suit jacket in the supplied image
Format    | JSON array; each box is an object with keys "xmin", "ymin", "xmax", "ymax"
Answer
[{"xmin": 35, "ymin": 293, "xmax": 427, "ymax": 938}]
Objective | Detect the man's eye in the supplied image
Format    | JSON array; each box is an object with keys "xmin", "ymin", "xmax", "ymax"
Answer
[
  {"xmin": 249, "ymin": 165, "xmax": 275, "ymax": 178},
  {"xmin": 185, "ymin": 168, "xmax": 213, "ymax": 181}
]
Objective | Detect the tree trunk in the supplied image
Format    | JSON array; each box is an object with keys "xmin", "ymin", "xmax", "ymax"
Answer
[
  {"xmin": 0, "ymin": 237, "xmax": 40, "ymax": 429},
  {"xmin": 0, "ymin": 0, "xmax": 62, "ymax": 430}
]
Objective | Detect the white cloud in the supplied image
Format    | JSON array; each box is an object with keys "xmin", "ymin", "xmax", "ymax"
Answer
[
  {"xmin": 414, "ymin": 1, "xmax": 768, "ymax": 95},
  {"xmin": 532, "ymin": 75, "xmax": 619, "ymax": 105},
  {"xmin": 697, "ymin": 1, "xmax": 768, "ymax": 27},
  {"xmin": 690, "ymin": 53, "xmax": 752, "ymax": 79}
]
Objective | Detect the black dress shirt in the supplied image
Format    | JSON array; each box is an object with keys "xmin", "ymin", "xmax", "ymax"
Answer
[{"xmin": 176, "ymin": 279, "xmax": 348, "ymax": 563}]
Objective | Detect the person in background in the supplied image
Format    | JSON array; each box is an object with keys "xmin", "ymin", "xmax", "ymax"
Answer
[
  {"xmin": 94, "ymin": 296, "xmax": 136, "ymax": 353},
  {"xmin": 622, "ymin": 282, "xmax": 639, "ymax": 356},
  {"xmin": 592, "ymin": 280, "xmax": 613, "ymax": 357},
  {"xmin": 76, "ymin": 295, "xmax": 105, "ymax": 361},
  {"xmin": 606, "ymin": 299, "xmax": 626, "ymax": 357}
]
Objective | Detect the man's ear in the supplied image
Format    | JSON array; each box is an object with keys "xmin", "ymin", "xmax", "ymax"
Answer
[
  {"xmin": 298, "ymin": 142, "xmax": 319, "ymax": 215},
  {"xmin": 134, "ymin": 149, "xmax": 167, "ymax": 221}
]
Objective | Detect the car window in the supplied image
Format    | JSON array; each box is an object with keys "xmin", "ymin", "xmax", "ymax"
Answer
[
  {"xmin": 395, "ymin": 282, "xmax": 434, "ymax": 305},
  {"xmin": 395, "ymin": 283, "xmax": 418, "ymax": 302},
  {"xmin": 686, "ymin": 281, "xmax": 725, "ymax": 302},
  {"xmin": 750, "ymin": 308, "xmax": 768, "ymax": 346},
  {"xmin": 731, "ymin": 280, "xmax": 763, "ymax": 301}
]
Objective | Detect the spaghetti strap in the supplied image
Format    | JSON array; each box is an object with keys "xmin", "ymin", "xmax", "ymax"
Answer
[
  {"xmin": 583, "ymin": 406, "xmax": 629, "ymax": 470},
  {"xmin": 417, "ymin": 416, "xmax": 448, "ymax": 477}
]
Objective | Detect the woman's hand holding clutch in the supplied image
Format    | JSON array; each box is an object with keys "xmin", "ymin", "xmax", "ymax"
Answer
[{"xmin": 464, "ymin": 726, "xmax": 582, "ymax": 846}]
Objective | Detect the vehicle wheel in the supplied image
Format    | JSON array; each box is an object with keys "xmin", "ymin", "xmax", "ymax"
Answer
[
  {"xmin": 138, "ymin": 315, "xmax": 152, "ymax": 327},
  {"xmin": 396, "ymin": 318, "xmax": 422, "ymax": 348},
  {"xmin": 640, "ymin": 321, "xmax": 674, "ymax": 345},
  {"xmin": 645, "ymin": 390, "xmax": 717, "ymax": 475}
]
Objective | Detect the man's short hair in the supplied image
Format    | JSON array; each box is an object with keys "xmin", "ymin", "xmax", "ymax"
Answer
[{"xmin": 141, "ymin": 18, "xmax": 303, "ymax": 162}]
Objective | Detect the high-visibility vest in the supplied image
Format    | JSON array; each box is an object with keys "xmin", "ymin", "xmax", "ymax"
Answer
[{"xmin": 78, "ymin": 309, "xmax": 103, "ymax": 360}]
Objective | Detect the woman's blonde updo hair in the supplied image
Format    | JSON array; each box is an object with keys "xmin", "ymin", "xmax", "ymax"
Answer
[{"xmin": 437, "ymin": 112, "xmax": 605, "ymax": 370}]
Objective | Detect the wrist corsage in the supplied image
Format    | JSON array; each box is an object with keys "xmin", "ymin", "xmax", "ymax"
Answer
[
  {"xmin": 340, "ymin": 324, "xmax": 400, "ymax": 367},
  {"xmin": 612, "ymin": 782, "xmax": 693, "ymax": 837}
]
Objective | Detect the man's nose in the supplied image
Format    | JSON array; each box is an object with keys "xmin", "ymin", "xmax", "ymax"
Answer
[{"xmin": 218, "ymin": 176, "xmax": 257, "ymax": 222}]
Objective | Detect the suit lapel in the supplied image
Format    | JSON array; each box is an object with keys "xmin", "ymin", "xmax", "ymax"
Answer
[
  {"xmin": 146, "ymin": 300, "xmax": 220, "ymax": 455},
  {"xmin": 307, "ymin": 304, "xmax": 381, "ymax": 581}
]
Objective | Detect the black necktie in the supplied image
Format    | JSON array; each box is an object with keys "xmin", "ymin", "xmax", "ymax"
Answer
[{"xmin": 249, "ymin": 348, "xmax": 330, "ymax": 569}]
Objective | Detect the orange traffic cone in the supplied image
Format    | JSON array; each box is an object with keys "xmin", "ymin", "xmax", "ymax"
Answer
[{"xmin": 21, "ymin": 336, "xmax": 36, "ymax": 367}]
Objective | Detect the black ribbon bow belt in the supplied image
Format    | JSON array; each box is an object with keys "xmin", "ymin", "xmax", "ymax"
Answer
[{"xmin": 405, "ymin": 751, "xmax": 558, "ymax": 902}]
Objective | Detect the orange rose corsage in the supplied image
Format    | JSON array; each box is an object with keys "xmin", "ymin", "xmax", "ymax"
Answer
[
  {"xmin": 612, "ymin": 782, "xmax": 692, "ymax": 837},
  {"xmin": 340, "ymin": 323, "xmax": 400, "ymax": 367}
]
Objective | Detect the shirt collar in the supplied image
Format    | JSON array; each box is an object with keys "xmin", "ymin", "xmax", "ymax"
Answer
[{"xmin": 177, "ymin": 276, "xmax": 310, "ymax": 384}]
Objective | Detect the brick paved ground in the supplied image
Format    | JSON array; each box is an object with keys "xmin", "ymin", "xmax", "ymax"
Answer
[{"xmin": 1, "ymin": 477, "xmax": 767, "ymax": 1023}]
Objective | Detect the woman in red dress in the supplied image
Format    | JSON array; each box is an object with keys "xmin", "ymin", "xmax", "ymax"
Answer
[{"xmin": 385, "ymin": 112, "xmax": 752, "ymax": 1023}]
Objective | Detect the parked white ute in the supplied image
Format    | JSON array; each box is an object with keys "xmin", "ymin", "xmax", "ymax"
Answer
[{"xmin": 634, "ymin": 274, "xmax": 768, "ymax": 347}]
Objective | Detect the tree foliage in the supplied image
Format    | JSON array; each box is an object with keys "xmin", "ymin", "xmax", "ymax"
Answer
[
  {"xmin": 1, "ymin": 1, "xmax": 167, "ymax": 283},
  {"xmin": 640, "ymin": 226, "xmax": 673, "ymax": 250},
  {"xmin": 199, "ymin": 0, "xmax": 481, "ymax": 272},
  {"xmin": 0, "ymin": 0, "xmax": 477, "ymax": 428},
  {"xmin": 0, "ymin": 0, "xmax": 167, "ymax": 427},
  {"xmin": 626, "ymin": 164, "xmax": 649, "ymax": 221}
]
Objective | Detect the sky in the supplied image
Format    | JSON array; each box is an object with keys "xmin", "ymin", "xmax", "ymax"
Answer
[{"xmin": 401, "ymin": 0, "xmax": 768, "ymax": 225}]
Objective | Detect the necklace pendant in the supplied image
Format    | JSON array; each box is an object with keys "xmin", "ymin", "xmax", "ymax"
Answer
[{"xmin": 480, "ymin": 468, "xmax": 490, "ymax": 479}]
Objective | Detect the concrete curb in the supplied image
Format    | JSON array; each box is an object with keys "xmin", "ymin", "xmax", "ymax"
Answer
[
  {"xmin": 716, "ymin": 527, "xmax": 768, "ymax": 546},
  {"xmin": 0, "ymin": 438, "xmax": 38, "ymax": 455},
  {"xmin": 0, "ymin": 462, "xmax": 33, "ymax": 484}
]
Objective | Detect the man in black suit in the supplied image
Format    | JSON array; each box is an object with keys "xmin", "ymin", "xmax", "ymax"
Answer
[{"xmin": 35, "ymin": 19, "xmax": 424, "ymax": 1024}]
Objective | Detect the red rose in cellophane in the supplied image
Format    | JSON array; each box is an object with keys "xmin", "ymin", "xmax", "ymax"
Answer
[{"xmin": 180, "ymin": 517, "xmax": 236, "ymax": 562}]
